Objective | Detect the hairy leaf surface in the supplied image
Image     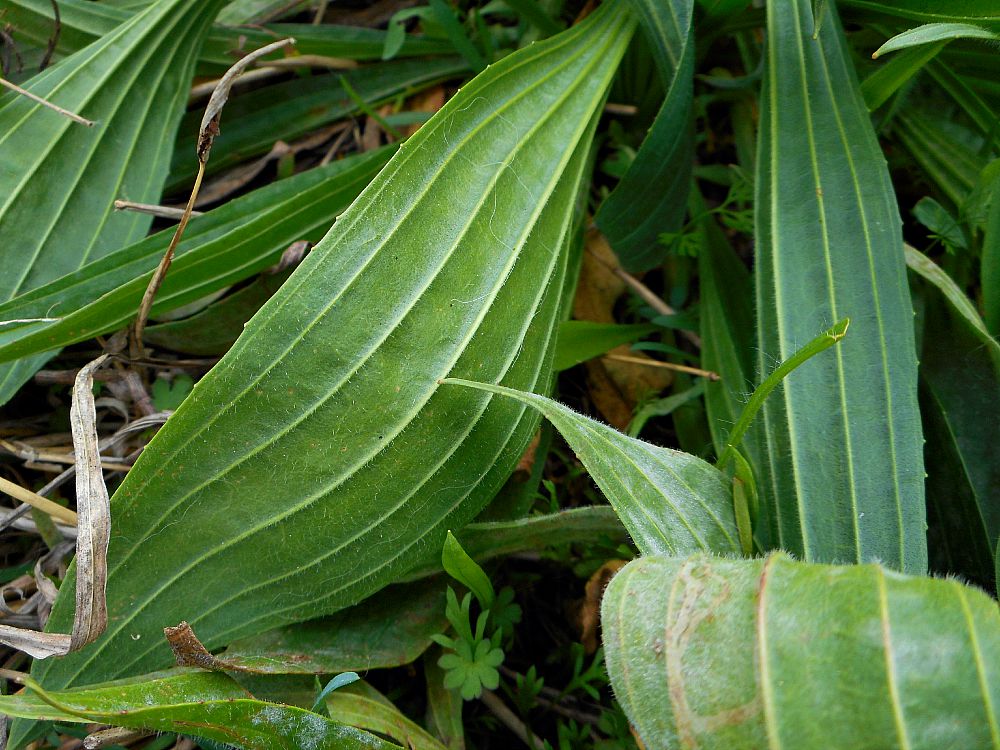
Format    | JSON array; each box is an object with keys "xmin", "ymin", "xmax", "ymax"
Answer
[
  {"xmin": 754, "ymin": 0, "xmax": 925, "ymax": 571},
  {"xmin": 444, "ymin": 381, "xmax": 739, "ymax": 556},
  {"xmin": 603, "ymin": 553, "xmax": 1000, "ymax": 750},
  {"xmin": 33, "ymin": 3, "xmax": 635, "ymax": 691},
  {"xmin": 0, "ymin": 0, "xmax": 225, "ymax": 406}
]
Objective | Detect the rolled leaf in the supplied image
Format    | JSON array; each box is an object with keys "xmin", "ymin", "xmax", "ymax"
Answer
[
  {"xmin": 602, "ymin": 553, "xmax": 1000, "ymax": 749},
  {"xmin": 0, "ymin": 0, "xmax": 226, "ymax": 406},
  {"xmin": 595, "ymin": 0, "xmax": 694, "ymax": 271},
  {"xmin": 753, "ymin": 0, "xmax": 925, "ymax": 571},
  {"xmin": 0, "ymin": 671, "xmax": 394, "ymax": 750},
  {"xmin": 444, "ymin": 380, "xmax": 740, "ymax": 557},
  {"xmin": 32, "ymin": 2, "xmax": 635, "ymax": 692}
]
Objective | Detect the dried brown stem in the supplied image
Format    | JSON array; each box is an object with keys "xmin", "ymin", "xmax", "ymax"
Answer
[{"xmin": 0, "ymin": 77, "xmax": 93, "ymax": 126}]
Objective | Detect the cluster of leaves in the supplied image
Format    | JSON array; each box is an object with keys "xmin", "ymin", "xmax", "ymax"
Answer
[{"xmin": 0, "ymin": 0, "xmax": 998, "ymax": 749}]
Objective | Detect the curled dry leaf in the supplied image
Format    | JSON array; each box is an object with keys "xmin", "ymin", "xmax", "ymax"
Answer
[{"xmin": 0, "ymin": 356, "xmax": 110, "ymax": 658}]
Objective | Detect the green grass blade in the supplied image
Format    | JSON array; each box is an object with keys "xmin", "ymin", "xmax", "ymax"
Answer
[
  {"xmin": 443, "ymin": 380, "xmax": 740, "ymax": 557},
  {"xmin": 755, "ymin": 0, "xmax": 925, "ymax": 571},
  {"xmin": 603, "ymin": 553, "xmax": 1000, "ymax": 749},
  {"xmin": 30, "ymin": 2, "xmax": 635, "ymax": 691},
  {"xmin": 0, "ymin": 0, "xmax": 226, "ymax": 406},
  {"xmin": 594, "ymin": 0, "xmax": 695, "ymax": 271}
]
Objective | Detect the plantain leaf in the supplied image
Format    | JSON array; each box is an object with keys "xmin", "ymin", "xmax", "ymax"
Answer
[
  {"xmin": 602, "ymin": 553, "xmax": 1000, "ymax": 750},
  {"xmin": 873, "ymin": 22, "xmax": 1000, "ymax": 57},
  {"xmin": 906, "ymin": 247, "xmax": 1000, "ymax": 589},
  {"xmin": 3, "ymin": 0, "xmax": 454, "ymax": 74},
  {"xmin": 31, "ymin": 2, "xmax": 636, "ymax": 693},
  {"xmin": 0, "ymin": 0, "xmax": 226, "ymax": 406},
  {"xmin": 0, "ymin": 670, "xmax": 394, "ymax": 750},
  {"xmin": 753, "ymin": 0, "xmax": 925, "ymax": 571},
  {"xmin": 595, "ymin": 0, "xmax": 694, "ymax": 271},
  {"xmin": 443, "ymin": 380, "xmax": 740, "ymax": 557},
  {"xmin": 0, "ymin": 149, "xmax": 393, "ymax": 365}
]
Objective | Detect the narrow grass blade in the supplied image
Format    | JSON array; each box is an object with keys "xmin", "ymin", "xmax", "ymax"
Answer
[
  {"xmin": 443, "ymin": 380, "xmax": 740, "ymax": 557},
  {"xmin": 603, "ymin": 553, "xmax": 1000, "ymax": 749},
  {"xmin": 31, "ymin": 3, "xmax": 635, "ymax": 692},
  {"xmin": 755, "ymin": 0, "xmax": 925, "ymax": 571}
]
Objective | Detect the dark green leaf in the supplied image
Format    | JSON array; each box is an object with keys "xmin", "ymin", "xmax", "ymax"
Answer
[
  {"xmin": 753, "ymin": 0, "xmax": 925, "ymax": 571},
  {"xmin": 595, "ymin": 0, "xmax": 695, "ymax": 271},
  {"xmin": 603, "ymin": 553, "xmax": 1000, "ymax": 749},
  {"xmin": 219, "ymin": 579, "xmax": 447, "ymax": 674}
]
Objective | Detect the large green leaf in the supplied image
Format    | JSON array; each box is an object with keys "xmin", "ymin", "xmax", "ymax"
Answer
[
  {"xmin": 602, "ymin": 553, "xmax": 1000, "ymax": 749},
  {"xmin": 0, "ymin": 0, "xmax": 225, "ymax": 406},
  {"xmin": 32, "ymin": 3, "xmax": 635, "ymax": 692},
  {"xmin": 443, "ymin": 381, "xmax": 740, "ymax": 557},
  {"xmin": 595, "ymin": 0, "xmax": 694, "ymax": 271},
  {"xmin": 906, "ymin": 247, "xmax": 1000, "ymax": 589},
  {"xmin": 0, "ymin": 150, "xmax": 392, "ymax": 364},
  {"xmin": 753, "ymin": 0, "xmax": 925, "ymax": 571},
  {"xmin": 4, "ymin": 0, "xmax": 453, "ymax": 74},
  {"xmin": 0, "ymin": 670, "xmax": 394, "ymax": 750}
]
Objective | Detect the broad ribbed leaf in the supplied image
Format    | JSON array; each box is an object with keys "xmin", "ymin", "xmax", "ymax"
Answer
[
  {"xmin": 595, "ymin": 0, "xmax": 694, "ymax": 271},
  {"xmin": 603, "ymin": 553, "xmax": 1000, "ymax": 750},
  {"xmin": 33, "ymin": 3, "xmax": 635, "ymax": 691},
  {"xmin": 0, "ymin": 150, "xmax": 392, "ymax": 363},
  {"xmin": 167, "ymin": 58, "xmax": 465, "ymax": 192},
  {"xmin": 4, "ymin": 0, "xmax": 453, "ymax": 74},
  {"xmin": 754, "ymin": 0, "xmax": 925, "ymax": 571},
  {"xmin": 907, "ymin": 248, "xmax": 1000, "ymax": 588},
  {"xmin": 443, "ymin": 381, "xmax": 740, "ymax": 556},
  {"xmin": 0, "ymin": 671, "xmax": 393, "ymax": 750},
  {"xmin": 0, "ymin": 0, "xmax": 225, "ymax": 406}
]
